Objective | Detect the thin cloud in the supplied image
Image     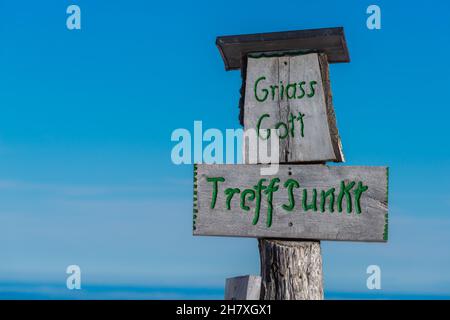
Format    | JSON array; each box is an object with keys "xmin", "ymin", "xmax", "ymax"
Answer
[{"xmin": 0, "ymin": 178, "xmax": 192, "ymax": 197}]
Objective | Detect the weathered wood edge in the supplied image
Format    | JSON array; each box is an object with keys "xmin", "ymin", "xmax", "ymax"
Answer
[
  {"xmin": 238, "ymin": 58, "xmax": 247, "ymax": 126},
  {"xmin": 384, "ymin": 167, "xmax": 389, "ymax": 241},
  {"xmin": 247, "ymin": 50, "xmax": 320, "ymax": 59},
  {"xmin": 216, "ymin": 27, "xmax": 350, "ymax": 71},
  {"xmin": 318, "ymin": 53, "xmax": 345, "ymax": 162},
  {"xmin": 225, "ymin": 275, "xmax": 262, "ymax": 300},
  {"xmin": 193, "ymin": 163, "xmax": 198, "ymax": 232}
]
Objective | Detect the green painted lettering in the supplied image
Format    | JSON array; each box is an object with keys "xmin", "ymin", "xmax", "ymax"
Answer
[
  {"xmin": 275, "ymin": 122, "xmax": 288, "ymax": 139},
  {"xmin": 297, "ymin": 81, "xmax": 306, "ymax": 98},
  {"xmin": 297, "ymin": 112, "xmax": 305, "ymax": 138},
  {"xmin": 320, "ymin": 188, "xmax": 335, "ymax": 213},
  {"xmin": 337, "ymin": 181, "xmax": 356, "ymax": 213},
  {"xmin": 254, "ymin": 76, "xmax": 268, "ymax": 102},
  {"xmin": 354, "ymin": 181, "xmax": 369, "ymax": 214},
  {"xmin": 206, "ymin": 177, "xmax": 225, "ymax": 209},
  {"xmin": 286, "ymin": 83, "xmax": 297, "ymax": 99},
  {"xmin": 288, "ymin": 113, "xmax": 296, "ymax": 137},
  {"xmin": 256, "ymin": 113, "xmax": 271, "ymax": 140},
  {"xmin": 282, "ymin": 179, "xmax": 300, "ymax": 211},
  {"xmin": 263, "ymin": 178, "xmax": 280, "ymax": 228},
  {"xmin": 302, "ymin": 189, "xmax": 317, "ymax": 212},
  {"xmin": 224, "ymin": 188, "xmax": 240, "ymax": 210},
  {"xmin": 252, "ymin": 179, "xmax": 267, "ymax": 225},
  {"xmin": 307, "ymin": 80, "xmax": 317, "ymax": 97},
  {"xmin": 270, "ymin": 85, "xmax": 279, "ymax": 100},
  {"xmin": 279, "ymin": 82, "xmax": 285, "ymax": 100},
  {"xmin": 240, "ymin": 189, "xmax": 256, "ymax": 211}
]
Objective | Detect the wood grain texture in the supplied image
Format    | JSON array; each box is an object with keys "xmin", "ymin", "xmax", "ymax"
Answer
[
  {"xmin": 193, "ymin": 164, "xmax": 388, "ymax": 242},
  {"xmin": 259, "ymin": 239, "xmax": 323, "ymax": 300},
  {"xmin": 216, "ymin": 27, "xmax": 350, "ymax": 71},
  {"xmin": 243, "ymin": 53, "xmax": 343, "ymax": 163},
  {"xmin": 224, "ymin": 275, "xmax": 261, "ymax": 300},
  {"xmin": 318, "ymin": 53, "xmax": 344, "ymax": 162}
]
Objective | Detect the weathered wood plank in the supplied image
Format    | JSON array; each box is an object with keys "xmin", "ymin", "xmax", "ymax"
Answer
[
  {"xmin": 318, "ymin": 53, "xmax": 344, "ymax": 162},
  {"xmin": 216, "ymin": 27, "xmax": 350, "ymax": 71},
  {"xmin": 243, "ymin": 53, "xmax": 344, "ymax": 163},
  {"xmin": 224, "ymin": 275, "xmax": 261, "ymax": 300},
  {"xmin": 259, "ymin": 240, "xmax": 323, "ymax": 300},
  {"xmin": 193, "ymin": 164, "xmax": 388, "ymax": 242}
]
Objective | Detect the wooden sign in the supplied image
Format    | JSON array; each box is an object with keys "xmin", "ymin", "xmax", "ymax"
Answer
[
  {"xmin": 243, "ymin": 53, "xmax": 344, "ymax": 163},
  {"xmin": 224, "ymin": 275, "xmax": 261, "ymax": 300},
  {"xmin": 216, "ymin": 27, "xmax": 350, "ymax": 71},
  {"xmin": 193, "ymin": 164, "xmax": 388, "ymax": 242}
]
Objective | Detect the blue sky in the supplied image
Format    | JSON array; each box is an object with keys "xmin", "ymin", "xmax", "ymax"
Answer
[{"xmin": 0, "ymin": 0, "xmax": 450, "ymax": 299}]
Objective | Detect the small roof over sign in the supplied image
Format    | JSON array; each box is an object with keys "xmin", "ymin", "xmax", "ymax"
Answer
[{"xmin": 216, "ymin": 27, "xmax": 350, "ymax": 71}]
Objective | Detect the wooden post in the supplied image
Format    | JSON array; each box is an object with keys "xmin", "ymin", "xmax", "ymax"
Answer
[{"xmin": 258, "ymin": 239, "xmax": 323, "ymax": 300}]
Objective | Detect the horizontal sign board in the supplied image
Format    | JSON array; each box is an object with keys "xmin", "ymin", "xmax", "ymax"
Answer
[
  {"xmin": 243, "ymin": 53, "xmax": 344, "ymax": 163},
  {"xmin": 193, "ymin": 164, "xmax": 388, "ymax": 242},
  {"xmin": 216, "ymin": 27, "xmax": 350, "ymax": 71}
]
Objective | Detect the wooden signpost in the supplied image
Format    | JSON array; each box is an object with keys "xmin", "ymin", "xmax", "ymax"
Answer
[{"xmin": 194, "ymin": 27, "xmax": 389, "ymax": 300}]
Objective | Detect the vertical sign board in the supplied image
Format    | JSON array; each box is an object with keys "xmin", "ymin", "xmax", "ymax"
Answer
[
  {"xmin": 193, "ymin": 164, "xmax": 388, "ymax": 242},
  {"xmin": 243, "ymin": 53, "xmax": 344, "ymax": 163}
]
